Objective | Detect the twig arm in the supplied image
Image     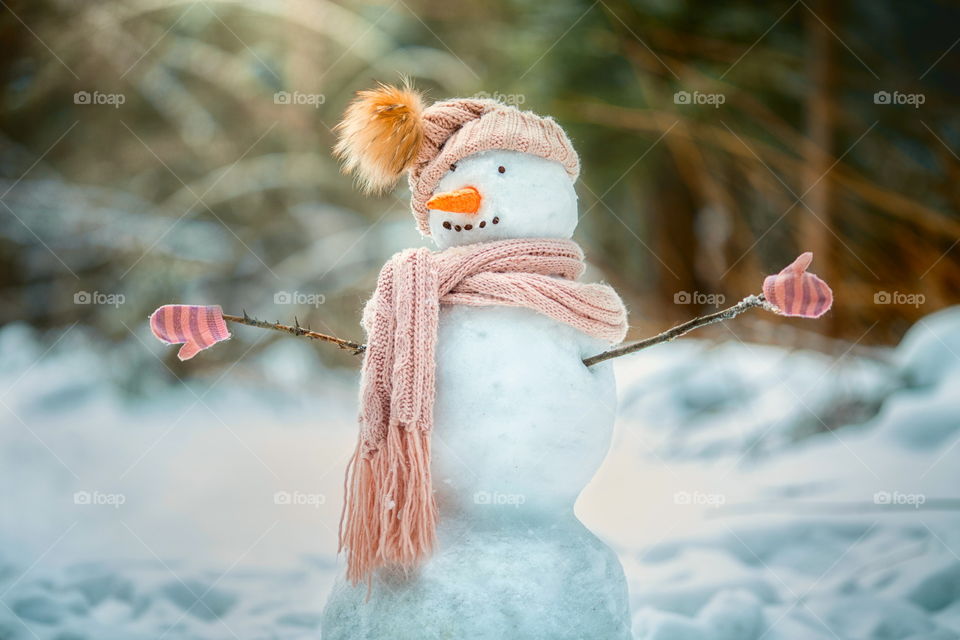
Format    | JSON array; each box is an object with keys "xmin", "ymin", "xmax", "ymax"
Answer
[
  {"xmin": 222, "ymin": 312, "xmax": 365, "ymax": 354},
  {"xmin": 219, "ymin": 294, "xmax": 769, "ymax": 364},
  {"xmin": 582, "ymin": 294, "xmax": 769, "ymax": 367}
]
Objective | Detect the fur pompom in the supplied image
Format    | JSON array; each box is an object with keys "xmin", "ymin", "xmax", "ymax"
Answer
[{"xmin": 334, "ymin": 83, "xmax": 425, "ymax": 193}]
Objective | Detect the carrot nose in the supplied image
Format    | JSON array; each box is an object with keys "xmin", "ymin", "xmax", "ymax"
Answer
[{"xmin": 426, "ymin": 186, "xmax": 481, "ymax": 214}]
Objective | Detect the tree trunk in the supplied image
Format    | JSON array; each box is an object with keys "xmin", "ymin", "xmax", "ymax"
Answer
[{"xmin": 803, "ymin": 0, "xmax": 839, "ymax": 334}]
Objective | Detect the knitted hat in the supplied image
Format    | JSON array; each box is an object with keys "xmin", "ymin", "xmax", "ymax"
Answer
[{"xmin": 334, "ymin": 84, "xmax": 580, "ymax": 235}]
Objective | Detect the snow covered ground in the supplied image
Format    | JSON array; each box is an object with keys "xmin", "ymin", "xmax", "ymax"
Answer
[{"xmin": 1, "ymin": 307, "xmax": 958, "ymax": 639}]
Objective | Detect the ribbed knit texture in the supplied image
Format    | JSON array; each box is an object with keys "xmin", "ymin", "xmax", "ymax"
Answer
[
  {"xmin": 339, "ymin": 238, "xmax": 627, "ymax": 585},
  {"xmin": 150, "ymin": 304, "xmax": 231, "ymax": 361},
  {"xmin": 408, "ymin": 100, "xmax": 580, "ymax": 235}
]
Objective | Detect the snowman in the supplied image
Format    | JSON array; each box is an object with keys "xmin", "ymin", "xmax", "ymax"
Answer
[{"xmin": 321, "ymin": 85, "xmax": 633, "ymax": 640}]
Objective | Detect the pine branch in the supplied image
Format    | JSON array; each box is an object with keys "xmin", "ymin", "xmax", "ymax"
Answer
[{"xmin": 221, "ymin": 294, "xmax": 770, "ymax": 365}]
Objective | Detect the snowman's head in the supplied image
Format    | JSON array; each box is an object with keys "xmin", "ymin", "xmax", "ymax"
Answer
[
  {"xmin": 425, "ymin": 150, "xmax": 578, "ymax": 249},
  {"xmin": 333, "ymin": 84, "xmax": 581, "ymax": 239}
]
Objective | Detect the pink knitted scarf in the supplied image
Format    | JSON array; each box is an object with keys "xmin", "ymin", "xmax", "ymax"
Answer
[{"xmin": 339, "ymin": 238, "xmax": 628, "ymax": 584}]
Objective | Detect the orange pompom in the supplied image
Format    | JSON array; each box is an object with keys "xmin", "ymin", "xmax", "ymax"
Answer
[{"xmin": 334, "ymin": 82, "xmax": 425, "ymax": 194}]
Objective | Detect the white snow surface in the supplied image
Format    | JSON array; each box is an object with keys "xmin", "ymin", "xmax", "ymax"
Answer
[{"xmin": 1, "ymin": 306, "xmax": 959, "ymax": 639}]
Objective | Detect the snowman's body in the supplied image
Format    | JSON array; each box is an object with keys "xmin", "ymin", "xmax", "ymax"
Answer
[{"xmin": 322, "ymin": 150, "xmax": 632, "ymax": 639}]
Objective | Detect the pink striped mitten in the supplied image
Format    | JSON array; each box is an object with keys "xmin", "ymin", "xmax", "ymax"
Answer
[
  {"xmin": 763, "ymin": 252, "xmax": 833, "ymax": 318},
  {"xmin": 150, "ymin": 304, "xmax": 231, "ymax": 360}
]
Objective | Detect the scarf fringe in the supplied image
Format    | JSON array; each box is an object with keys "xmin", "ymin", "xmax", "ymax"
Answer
[{"xmin": 339, "ymin": 423, "xmax": 437, "ymax": 585}]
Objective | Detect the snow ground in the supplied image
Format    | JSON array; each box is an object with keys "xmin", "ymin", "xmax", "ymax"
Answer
[{"xmin": 1, "ymin": 307, "xmax": 959, "ymax": 639}]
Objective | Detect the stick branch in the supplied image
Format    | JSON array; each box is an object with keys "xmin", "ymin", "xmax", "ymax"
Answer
[
  {"xmin": 221, "ymin": 294, "xmax": 770, "ymax": 365},
  {"xmin": 582, "ymin": 294, "xmax": 769, "ymax": 367},
  {"xmin": 222, "ymin": 312, "xmax": 365, "ymax": 354}
]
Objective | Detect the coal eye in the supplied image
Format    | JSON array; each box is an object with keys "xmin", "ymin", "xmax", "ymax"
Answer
[
  {"xmin": 450, "ymin": 163, "xmax": 457, "ymax": 171},
  {"xmin": 498, "ymin": 166, "xmax": 506, "ymax": 174}
]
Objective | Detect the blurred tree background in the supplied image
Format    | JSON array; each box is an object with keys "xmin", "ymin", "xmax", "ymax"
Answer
[{"xmin": 1, "ymin": 0, "xmax": 958, "ymax": 391}]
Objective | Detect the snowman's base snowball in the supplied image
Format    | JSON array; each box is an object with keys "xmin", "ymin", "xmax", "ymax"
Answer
[{"xmin": 321, "ymin": 516, "xmax": 632, "ymax": 640}]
